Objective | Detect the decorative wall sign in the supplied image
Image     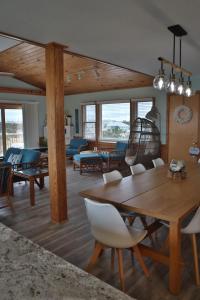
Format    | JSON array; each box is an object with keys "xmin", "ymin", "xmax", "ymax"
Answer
[{"xmin": 173, "ymin": 105, "xmax": 193, "ymax": 124}]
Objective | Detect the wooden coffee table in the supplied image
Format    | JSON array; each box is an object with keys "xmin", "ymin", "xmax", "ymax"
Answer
[{"xmin": 13, "ymin": 167, "xmax": 49, "ymax": 206}]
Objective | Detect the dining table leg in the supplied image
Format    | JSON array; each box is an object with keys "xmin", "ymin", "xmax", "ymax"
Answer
[{"xmin": 169, "ymin": 220, "xmax": 182, "ymax": 295}]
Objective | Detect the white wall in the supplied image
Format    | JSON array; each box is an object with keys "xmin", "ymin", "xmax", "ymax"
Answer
[{"xmin": 65, "ymin": 87, "xmax": 167, "ymax": 144}]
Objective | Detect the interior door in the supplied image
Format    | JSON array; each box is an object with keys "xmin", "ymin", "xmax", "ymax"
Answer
[{"xmin": 168, "ymin": 94, "xmax": 200, "ymax": 162}]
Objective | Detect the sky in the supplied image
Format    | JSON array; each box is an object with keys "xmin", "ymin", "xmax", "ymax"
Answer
[{"xmin": 0, "ymin": 109, "xmax": 23, "ymax": 123}]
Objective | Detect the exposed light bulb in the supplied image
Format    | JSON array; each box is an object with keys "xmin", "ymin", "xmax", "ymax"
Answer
[
  {"xmin": 167, "ymin": 73, "xmax": 177, "ymax": 93},
  {"xmin": 184, "ymin": 77, "xmax": 192, "ymax": 97},
  {"xmin": 153, "ymin": 75, "xmax": 165, "ymax": 90},
  {"xmin": 185, "ymin": 86, "xmax": 192, "ymax": 97},
  {"xmin": 177, "ymin": 76, "xmax": 184, "ymax": 95},
  {"xmin": 153, "ymin": 60, "xmax": 169, "ymax": 91}
]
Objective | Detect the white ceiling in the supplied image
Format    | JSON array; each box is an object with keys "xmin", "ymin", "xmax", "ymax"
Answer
[
  {"xmin": 0, "ymin": 0, "xmax": 200, "ymax": 76},
  {"xmin": 0, "ymin": 36, "xmax": 21, "ymax": 52}
]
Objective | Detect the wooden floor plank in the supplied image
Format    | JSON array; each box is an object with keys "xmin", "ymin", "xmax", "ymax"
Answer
[{"xmin": 0, "ymin": 161, "xmax": 199, "ymax": 300}]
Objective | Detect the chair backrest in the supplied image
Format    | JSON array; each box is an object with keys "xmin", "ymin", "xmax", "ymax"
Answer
[
  {"xmin": 21, "ymin": 149, "xmax": 41, "ymax": 163},
  {"xmin": 84, "ymin": 198, "xmax": 132, "ymax": 246},
  {"xmin": 0, "ymin": 163, "xmax": 12, "ymax": 196},
  {"xmin": 182, "ymin": 207, "xmax": 200, "ymax": 234},
  {"xmin": 103, "ymin": 170, "xmax": 122, "ymax": 184},
  {"xmin": 70, "ymin": 138, "xmax": 87, "ymax": 149},
  {"xmin": 115, "ymin": 141, "xmax": 128, "ymax": 152},
  {"xmin": 152, "ymin": 157, "xmax": 165, "ymax": 168},
  {"xmin": 130, "ymin": 163, "xmax": 146, "ymax": 175}
]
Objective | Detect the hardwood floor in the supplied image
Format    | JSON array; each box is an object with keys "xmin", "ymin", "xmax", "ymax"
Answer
[{"xmin": 1, "ymin": 162, "xmax": 200, "ymax": 300}]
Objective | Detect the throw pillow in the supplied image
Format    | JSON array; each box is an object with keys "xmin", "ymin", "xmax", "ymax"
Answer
[{"xmin": 7, "ymin": 153, "xmax": 22, "ymax": 164}]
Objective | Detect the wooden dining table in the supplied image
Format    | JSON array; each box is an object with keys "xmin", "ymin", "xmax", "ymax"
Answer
[{"xmin": 80, "ymin": 163, "xmax": 200, "ymax": 295}]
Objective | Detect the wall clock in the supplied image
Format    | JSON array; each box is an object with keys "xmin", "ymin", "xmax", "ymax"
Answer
[{"xmin": 173, "ymin": 105, "xmax": 193, "ymax": 124}]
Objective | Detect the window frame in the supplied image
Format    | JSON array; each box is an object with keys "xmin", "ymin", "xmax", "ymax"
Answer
[
  {"xmin": 131, "ymin": 97, "xmax": 155, "ymax": 120},
  {"xmin": 81, "ymin": 103, "xmax": 97, "ymax": 141},
  {"xmin": 81, "ymin": 97, "xmax": 155, "ymax": 143},
  {"xmin": 0, "ymin": 103, "xmax": 24, "ymax": 155},
  {"xmin": 99, "ymin": 100, "xmax": 130, "ymax": 142}
]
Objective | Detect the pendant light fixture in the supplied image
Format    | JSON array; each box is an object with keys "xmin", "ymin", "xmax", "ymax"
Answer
[
  {"xmin": 167, "ymin": 33, "xmax": 177, "ymax": 93},
  {"xmin": 153, "ymin": 25, "xmax": 193, "ymax": 97},
  {"xmin": 153, "ymin": 59, "xmax": 169, "ymax": 90},
  {"xmin": 176, "ymin": 36, "xmax": 184, "ymax": 95}
]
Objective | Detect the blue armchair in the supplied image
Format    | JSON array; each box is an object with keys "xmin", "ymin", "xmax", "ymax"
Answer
[
  {"xmin": 101, "ymin": 141, "xmax": 128, "ymax": 170},
  {"xmin": 66, "ymin": 138, "xmax": 88, "ymax": 157},
  {"xmin": 3, "ymin": 147, "xmax": 41, "ymax": 170}
]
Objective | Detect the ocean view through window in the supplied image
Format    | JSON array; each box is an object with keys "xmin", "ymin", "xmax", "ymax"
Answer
[{"xmin": 100, "ymin": 103, "xmax": 130, "ymax": 141}]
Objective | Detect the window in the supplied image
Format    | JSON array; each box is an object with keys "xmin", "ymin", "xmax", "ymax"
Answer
[
  {"xmin": 82, "ymin": 104, "xmax": 96, "ymax": 139},
  {"xmin": 137, "ymin": 100, "xmax": 153, "ymax": 118},
  {"xmin": 0, "ymin": 104, "xmax": 24, "ymax": 156},
  {"xmin": 100, "ymin": 102, "xmax": 130, "ymax": 141}
]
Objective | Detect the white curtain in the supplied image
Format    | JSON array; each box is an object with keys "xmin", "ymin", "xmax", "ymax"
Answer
[{"xmin": 23, "ymin": 103, "xmax": 39, "ymax": 148}]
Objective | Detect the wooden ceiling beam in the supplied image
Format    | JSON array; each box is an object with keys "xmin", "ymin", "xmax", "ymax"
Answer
[{"xmin": 0, "ymin": 86, "xmax": 45, "ymax": 96}]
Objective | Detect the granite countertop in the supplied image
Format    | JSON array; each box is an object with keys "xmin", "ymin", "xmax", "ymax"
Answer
[{"xmin": 0, "ymin": 223, "xmax": 134, "ymax": 300}]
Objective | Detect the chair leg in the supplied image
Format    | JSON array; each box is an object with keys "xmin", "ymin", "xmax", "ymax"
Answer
[
  {"xmin": 140, "ymin": 216, "xmax": 154, "ymax": 246},
  {"xmin": 160, "ymin": 234, "xmax": 169, "ymax": 253},
  {"xmin": 133, "ymin": 245, "xmax": 149, "ymax": 277},
  {"xmin": 116, "ymin": 248, "xmax": 125, "ymax": 291},
  {"xmin": 111, "ymin": 248, "xmax": 115, "ymax": 271},
  {"xmin": 7, "ymin": 194, "xmax": 14, "ymax": 213},
  {"xmin": 86, "ymin": 241, "xmax": 104, "ymax": 272},
  {"xmin": 191, "ymin": 234, "xmax": 200, "ymax": 286},
  {"xmin": 127, "ymin": 215, "xmax": 136, "ymax": 226}
]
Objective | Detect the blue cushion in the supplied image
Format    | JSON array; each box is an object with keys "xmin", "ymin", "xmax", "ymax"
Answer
[
  {"xmin": 100, "ymin": 153, "xmax": 109, "ymax": 160},
  {"xmin": 66, "ymin": 148, "xmax": 79, "ymax": 156},
  {"xmin": 115, "ymin": 141, "xmax": 128, "ymax": 152},
  {"xmin": 70, "ymin": 138, "xmax": 87, "ymax": 149},
  {"xmin": 21, "ymin": 149, "xmax": 41, "ymax": 163},
  {"xmin": 73, "ymin": 153, "xmax": 100, "ymax": 162}
]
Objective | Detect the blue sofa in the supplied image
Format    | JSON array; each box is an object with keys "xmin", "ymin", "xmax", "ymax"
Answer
[
  {"xmin": 66, "ymin": 138, "xmax": 88, "ymax": 157},
  {"xmin": 3, "ymin": 147, "xmax": 41, "ymax": 169}
]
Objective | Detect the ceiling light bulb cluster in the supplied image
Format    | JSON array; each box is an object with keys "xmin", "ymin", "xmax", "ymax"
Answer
[
  {"xmin": 153, "ymin": 25, "xmax": 194, "ymax": 98},
  {"xmin": 153, "ymin": 61, "xmax": 193, "ymax": 97}
]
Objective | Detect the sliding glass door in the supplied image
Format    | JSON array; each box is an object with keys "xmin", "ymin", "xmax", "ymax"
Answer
[
  {"xmin": 0, "ymin": 105, "xmax": 24, "ymax": 155},
  {"xmin": 0, "ymin": 110, "xmax": 3, "ymax": 156},
  {"xmin": 5, "ymin": 108, "xmax": 24, "ymax": 149}
]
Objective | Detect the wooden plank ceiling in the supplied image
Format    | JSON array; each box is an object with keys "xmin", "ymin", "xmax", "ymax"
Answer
[{"xmin": 0, "ymin": 42, "xmax": 153, "ymax": 95}]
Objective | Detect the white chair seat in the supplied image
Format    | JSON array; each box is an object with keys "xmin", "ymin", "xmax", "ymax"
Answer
[{"xmin": 92, "ymin": 226, "xmax": 147, "ymax": 249}]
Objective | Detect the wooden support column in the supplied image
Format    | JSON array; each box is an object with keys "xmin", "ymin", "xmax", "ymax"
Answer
[{"xmin": 45, "ymin": 42, "xmax": 67, "ymax": 223}]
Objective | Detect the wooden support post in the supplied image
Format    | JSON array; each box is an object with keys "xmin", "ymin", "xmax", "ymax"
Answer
[{"xmin": 45, "ymin": 42, "xmax": 67, "ymax": 223}]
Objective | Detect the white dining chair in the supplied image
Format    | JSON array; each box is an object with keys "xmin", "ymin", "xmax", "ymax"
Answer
[
  {"xmin": 152, "ymin": 157, "xmax": 165, "ymax": 168},
  {"xmin": 84, "ymin": 198, "xmax": 149, "ymax": 291},
  {"xmin": 102, "ymin": 170, "xmax": 154, "ymax": 245},
  {"xmin": 103, "ymin": 170, "xmax": 135, "ymax": 224},
  {"xmin": 103, "ymin": 170, "xmax": 122, "ymax": 184},
  {"xmin": 130, "ymin": 163, "xmax": 146, "ymax": 175},
  {"xmin": 163, "ymin": 207, "xmax": 200, "ymax": 285}
]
